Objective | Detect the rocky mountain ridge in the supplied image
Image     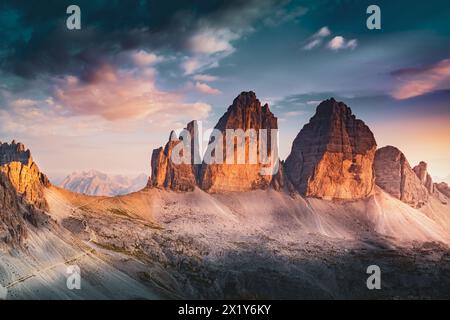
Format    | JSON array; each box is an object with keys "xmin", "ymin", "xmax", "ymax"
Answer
[
  {"xmin": 0, "ymin": 141, "xmax": 49, "ymax": 211},
  {"xmin": 148, "ymin": 92, "xmax": 445, "ymax": 209}
]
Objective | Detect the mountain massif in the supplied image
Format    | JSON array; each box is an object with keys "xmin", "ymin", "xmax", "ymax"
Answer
[
  {"xmin": 1, "ymin": 91, "xmax": 450, "ymax": 299},
  {"xmin": 60, "ymin": 170, "xmax": 148, "ymax": 196}
]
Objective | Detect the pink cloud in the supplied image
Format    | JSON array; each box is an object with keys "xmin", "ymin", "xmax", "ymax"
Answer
[
  {"xmin": 53, "ymin": 64, "xmax": 211, "ymax": 121},
  {"xmin": 192, "ymin": 74, "xmax": 218, "ymax": 82},
  {"xmin": 131, "ymin": 50, "xmax": 164, "ymax": 66},
  {"xmin": 327, "ymin": 36, "xmax": 357, "ymax": 50},
  {"xmin": 194, "ymin": 82, "xmax": 222, "ymax": 95},
  {"xmin": 10, "ymin": 99, "xmax": 38, "ymax": 108},
  {"xmin": 392, "ymin": 59, "xmax": 450, "ymax": 100}
]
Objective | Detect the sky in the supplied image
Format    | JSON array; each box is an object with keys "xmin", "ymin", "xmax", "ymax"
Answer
[{"xmin": 0, "ymin": 0, "xmax": 449, "ymax": 181}]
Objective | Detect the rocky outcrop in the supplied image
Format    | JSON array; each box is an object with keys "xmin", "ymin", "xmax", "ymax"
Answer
[
  {"xmin": 199, "ymin": 91, "xmax": 279, "ymax": 192},
  {"xmin": 0, "ymin": 172, "xmax": 27, "ymax": 245},
  {"xmin": 0, "ymin": 141, "xmax": 50, "ymax": 210},
  {"xmin": 436, "ymin": 182, "xmax": 450, "ymax": 198},
  {"xmin": 374, "ymin": 146, "xmax": 429, "ymax": 208},
  {"xmin": 285, "ymin": 98, "xmax": 377, "ymax": 200},
  {"xmin": 413, "ymin": 161, "xmax": 434, "ymax": 194},
  {"xmin": 149, "ymin": 125, "xmax": 199, "ymax": 192}
]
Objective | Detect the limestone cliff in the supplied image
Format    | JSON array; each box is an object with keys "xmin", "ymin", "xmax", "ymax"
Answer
[
  {"xmin": 285, "ymin": 98, "xmax": 377, "ymax": 200},
  {"xmin": 413, "ymin": 161, "xmax": 434, "ymax": 194},
  {"xmin": 436, "ymin": 182, "xmax": 450, "ymax": 199},
  {"xmin": 149, "ymin": 124, "xmax": 198, "ymax": 192},
  {"xmin": 199, "ymin": 91, "xmax": 279, "ymax": 192},
  {"xmin": 0, "ymin": 172, "xmax": 27, "ymax": 245},
  {"xmin": 0, "ymin": 141, "xmax": 50, "ymax": 210},
  {"xmin": 374, "ymin": 146, "xmax": 429, "ymax": 208}
]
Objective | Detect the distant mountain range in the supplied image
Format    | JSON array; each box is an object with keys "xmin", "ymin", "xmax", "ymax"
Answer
[{"xmin": 60, "ymin": 170, "xmax": 148, "ymax": 196}]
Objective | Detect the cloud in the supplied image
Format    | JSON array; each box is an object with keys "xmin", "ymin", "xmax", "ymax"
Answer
[
  {"xmin": 131, "ymin": 50, "xmax": 164, "ymax": 66},
  {"xmin": 283, "ymin": 111, "xmax": 304, "ymax": 117},
  {"xmin": 181, "ymin": 50, "xmax": 232, "ymax": 75},
  {"xmin": 306, "ymin": 100, "xmax": 322, "ymax": 105},
  {"xmin": 52, "ymin": 64, "xmax": 211, "ymax": 122},
  {"xmin": 0, "ymin": 0, "xmax": 279, "ymax": 79},
  {"xmin": 327, "ymin": 36, "xmax": 358, "ymax": 50},
  {"xmin": 303, "ymin": 39, "xmax": 322, "ymax": 50},
  {"xmin": 182, "ymin": 27, "xmax": 240, "ymax": 74},
  {"xmin": 303, "ymin": 26, "xmax": 330, "ymax": 50},
  {"xmin": 313, "ymin": 26, "xmax": 331, "ymax": 38},
  {"xmin": 187, "ymin": 28, "xmax": 238, "ymax": 55},
  {"xmin": 192, "ymin": 74, "xmax": 218, "ymax": 82},
  {"xmin": 392, "ymin": 59, "xmax": 450, "ymax": 100},
  {"xmin": 263, "ymin": 6, "xmax": 307, "ymax": 27},
  {"xmin": 193, "ymin": 82, "xmax": 222, "ymax": 95},
  {"xmin": 10, "ymin": 99, "xmax": 38, "ymax": 108}
]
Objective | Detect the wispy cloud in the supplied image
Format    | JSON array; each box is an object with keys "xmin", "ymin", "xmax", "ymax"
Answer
[
  {"xmin": 283, "ymin": 111, "xmax": 305, "ymax": 117},
  {"xmin": 10, "ymin": 99, "xmax": 38, "ymax": 108},
  {"xmin": 192, "ymin": 74, "xmax": 218, "ymax": 82},
  {"xmin": 303, "ymin": 26, "xmax": 330, "ymax": 50},
  {"xmin": 392, "ymin": 58, "xmax": 450, "ymax": 100},
  {"xmin": 303, "ymin": 27, "xmax": 357, "ymax": 52},
  {"xmin": 264, "ymin": 6, "xmax": 307, "ymax": 27},
  {"xmin": 303, "ymin": 39, "xmax": 322, "ymax": 50},
  {"xmin": 313, "ymin": 26, "xmax": 331, "ymax": 38},
  {"xmin": 131, "ymin": 50, "xmax": 164, "ymax": 66},
  {"xmin": 193, "ymin": 82, "xmax": 222, "ymax": 95},
  {"xmin": 182, "ymin": 27, "xmax": 239, "ymax": 75}
]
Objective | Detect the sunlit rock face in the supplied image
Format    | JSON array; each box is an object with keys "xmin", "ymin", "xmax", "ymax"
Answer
[
  {"xmin": 374, "ymin": 146, "xmax": 429, "ymax": 208},
  {"xmin": 285, "ymin": 98, "xmax": 377, "ymax": 200},
  {"xmin": 150, "ymin": 124, "xmax": 199, "ymax": 192},
  {"xmin": 0, "ymin": 141, "xmax": 49, "ymax": 210},
  {"xmin": 0, "ymin": 171, "xmax": 27, "ymax": 245},
  {"xmin": 199, "ymin": 91, "xmax": 279, "ymax": 192}
]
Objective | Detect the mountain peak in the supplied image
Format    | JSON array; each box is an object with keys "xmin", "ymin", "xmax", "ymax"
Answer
[
  {"xmin": 315, "ymin": 98, "xmax": 352, "ymax": 118},
  {"xmin": 200, "ymin": 91, "xmax": 279, "ymax": 192},
  {"xmin": 232, "ymin": 91, "xmax": 257, "ymax": 105},
  {"xmin": 285, "ymin": 99, "xmax": 377, "ymax": 200},
  {"xmin": 0, "ymin": 141, "xmax": 49, "ymax": 210},
  {"xmin": 0, "ymin": 140, "xmax": 33, "ymax": 166},
  {"xmin": 374, "ymin": 146, "xmax": 429, "ymax": 208}
]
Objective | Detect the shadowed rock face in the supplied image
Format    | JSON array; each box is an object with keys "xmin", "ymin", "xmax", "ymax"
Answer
[
  {"xmin": 0, "ymin": 141, "xmax": 49, "ymax": 210},
  {"xmin": 413, "ymin": 161, "xmax": 434, "ymax": 194},
  {"xmin": 199, "ymin": 91, "xmax": 279, "ymax": 192},
  {"xmin": 374, "ymin": 146, "xmax": 429, "ymax": 208},
  {"xmin": 285, "ymin": 98, "xmax": 377, "ymax": 200},
  {"xmin": 150, "ymin": 125, "xmax": 199, "ymax": 192},
  {"xmin": 436, "ymin": 182, "xmax": 450, "ymax": 198}
]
